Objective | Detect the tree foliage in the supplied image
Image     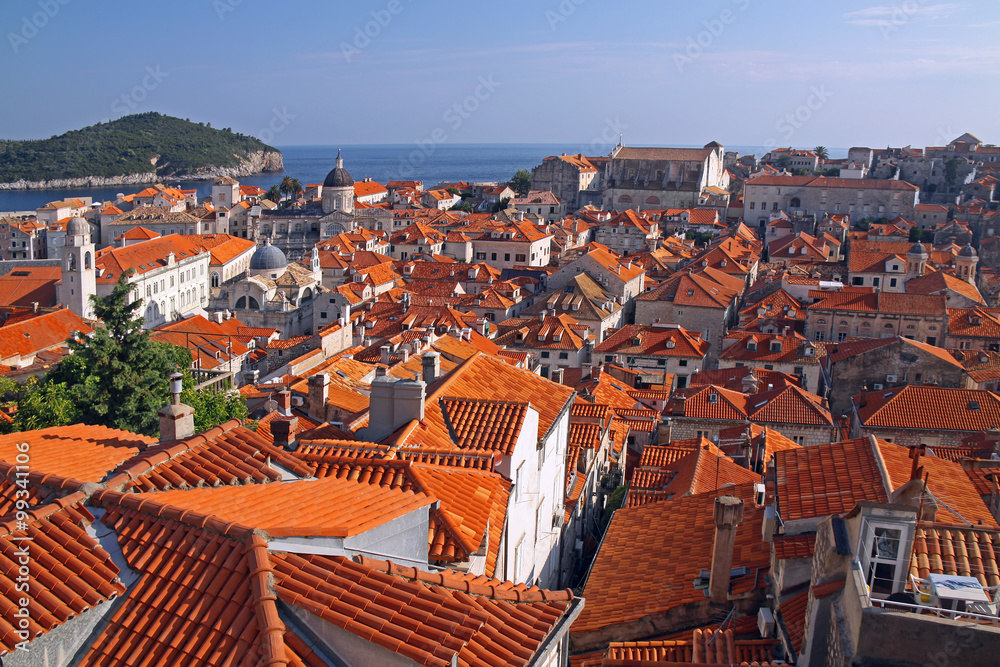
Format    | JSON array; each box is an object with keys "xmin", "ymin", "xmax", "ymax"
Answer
[
  {"xmin": 814, "ymin": 145, "xmax": 829, "ymax": 160},
  {"xmin": 47, "ymin": 275, "xmax": 192, "ymax": 435},
  {"xmin": 0, "ymin": 112, "xmax": 277, "ymax": 182},
  {"xmin": 508, "ymin": 169, "xmax": 531, "ymax": 197},
  {"xmin": 181, "ymin": 387, "xmax": 249, "ymax": 434}
]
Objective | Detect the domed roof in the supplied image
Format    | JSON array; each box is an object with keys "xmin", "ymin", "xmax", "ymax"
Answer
[
  {"xmin": 67, "ymin": 217, "xmax": 89, "ymax": 236},
  {"xmin": 908, "ymin": 243, "xmax": 928, "ymax": 256},
  {"xmin": 249, "ymin": 240, "xmax": 287, "ymax": 272},
  {"xmin": 959, "ymin": 244, "xmax": 977, "ymax": 257},
  {"xmin": 323, "ymin": 148, "xmax": 354, "ymax": 188}
]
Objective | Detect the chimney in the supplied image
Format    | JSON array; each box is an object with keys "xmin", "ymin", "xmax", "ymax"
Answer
[
  {"xmin": 380, "ymin": 345, "xmax": 392, "ymax": 365},
  {"xmin": 709, "ymin": 496, "xmax": 745, "ymax": 604},
  {"xmin": 551, "ymin": 368, "xmax": 565, "ymax": 384},
  {"xmin": 271, "ymin": 417, "xmax": 298, "ymax": 451},
  {"xmin": 363, "ymin": 376, "xmax": 426, "ymax": 442},
  {"xmin": 157, "ymin": 372, "xmax": 195, "ymax": 442},
  {"xmin": 341, "ymin": 303, "xmax": 351, "ymax": 326},
  {"xmin": 213, "ymin": 312, "xmax": 224, "ymax": 324},
  {"xmin": 422, "ymin": 351, "xmax": 440, "ymax": 383},
  {"xmin": 276, "ymin": 390, "xmax": 293, "ymax": 417},
  {"xmin": 307, "ymin": 373, "xmax": 330, "ymax": 421},
  {"xmin": 400, "ymin": 347, "xmax": 409, "ymax": 363}
]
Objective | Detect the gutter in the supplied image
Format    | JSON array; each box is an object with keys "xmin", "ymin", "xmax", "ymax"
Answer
[{"xmin": 528, "ymin": 596, "xmax": 586, "ymax": 667}]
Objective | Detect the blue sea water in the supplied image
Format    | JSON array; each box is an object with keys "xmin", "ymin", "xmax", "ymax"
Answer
[{"xmin": 0, "ymin": 143, "xmax": 848, "ymax": 214}]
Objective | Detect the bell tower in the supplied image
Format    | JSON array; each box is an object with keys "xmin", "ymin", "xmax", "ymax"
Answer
[{"xmin": 58, "ymin": 217, "xmax": 97, "ymax": 319}]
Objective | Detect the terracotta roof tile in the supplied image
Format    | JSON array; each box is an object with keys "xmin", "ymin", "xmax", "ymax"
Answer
[
  {"xmin": 576, "ymin": 483, "xmax": 769, "ymax": 634},
  {"xmin": 135, "ymin": 474, "xmax": 435, "ymax": 538},
  {"xmin": 273, "ymin": 553, "xmax": 575, "ymax": 667},
  {"xmin": 856, "ymin": 386, "xmax": 1000, "ymax": 432},
  {"xmin": 0, "ymin": 425, "xmax": 154, "ymax": 482},
  {"xmin": 0, "ymin": 498, "xmax": 126, "ymax": 654}
]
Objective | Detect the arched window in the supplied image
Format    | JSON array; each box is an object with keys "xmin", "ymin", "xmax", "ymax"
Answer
[
  {"xmin": 145, "ymin": 301, "xmax": 159, "ymax": 322},
  {"xmin": 645, "ymin": 196, "xmax": 660, "ymax": 205},
  {"xmin": 618, "ymin": 195, "xmax": 632, "ymax": 204},
  {"xmin": 84, "ymin": 251, "xmax": 92, "ymax": 269},
  {"xmin": 302, "ymin": 287, "xmax": 313, "ymax": 301},
  {"xmin": 67, "ymin": 254, "xmax": 76, "ymax": 271},
  {"xmin": 248, "ymin": 296, "xmax": 260, "ymax": 310},
  {"xmin": 211, "ymin": 272, "xmax": 220, "ymax": 288},
  {"xmin": 790, "ymin": 197, "xmax": 801, "ymax": 208},
  {"xmin": 235, "ymin": 296, "xmax": 246, "ymax": 309}
]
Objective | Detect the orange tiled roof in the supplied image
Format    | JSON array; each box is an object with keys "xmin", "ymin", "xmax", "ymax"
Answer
[
  {"xmin": 272, "ymin": 553, "xmax": 576, "ymax": 667},
  {"xmin": 0, "ymin": 424, "xmax": 154, "ymax": 482},
  {"xmin": 0, "ymin": 266, "xmax": 61, "ymax": 308},
  {"xmin": 0, "ymin": 497, "xmax": 127, "ymax": 653},
  {"xmin": 910, "ymin": 523, "xmax": 1000, "ymax": 589},
  {"xmin": 774, "ymin": 438, "xmax": 888, "ymax": 522},
  {"xmin": 856, "ymin": 385, "xmax": 1000, "ymax": 432},
  {"xmin": 134, "ymin": 474, "xmax": 435, "ymax": 538},
  {"xmin": 0, "ymin": 308, "xmax": 92, "ymax": 361},
  {"xmin": 576, "ymin": 483, "xmax": 768, "ymax": 634}
]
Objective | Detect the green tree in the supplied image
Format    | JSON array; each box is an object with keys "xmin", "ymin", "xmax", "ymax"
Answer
[
  {"xmin": 945, "ymin": 158, "xmax": 962, "ymax": 187},
  {"xmin": 491, "ymin": 197, "xmax": 511, "ymax": 214},
  {"xmin": 279, "ymin": 175, "xmax": 294, "ymax": 203},
  {"xmin": 290, "ymin": 178, "xmax": 303, "ymax": 201},
  {"xmin": 814, "ymin": 145, "xmax": 829, "ymax": 160},
  {"xmin": 264, "ymin": 185, "xmax": 282, "ymax": 203},
  {"xmin": 508, "ymin": 169, "xmax": 531, "ymax": 197},
  {"xmin": 181, "ymin": 387, "xmax": 249, "ymax": 433},
  {"xmin": 47, "ymin": 275, "xmax": 192, "ymax": 435}
]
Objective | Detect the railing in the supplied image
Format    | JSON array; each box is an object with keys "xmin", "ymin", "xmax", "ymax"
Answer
[{"xmin": 853, "ymin": 561, "xmax": 1000, "ymax": 628}]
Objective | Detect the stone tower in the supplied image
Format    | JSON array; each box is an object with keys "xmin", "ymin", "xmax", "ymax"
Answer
[
  {"xmin": 955, "ymin": 245, "xmax": 978, "ymax": 284},
  {"xmin": 58, "ymin": 217, "xmax": 97, "ymax": 319},
  {"xmin": 321, "ymin": 149, "xmax": 355, "ymax": 215},
  {"xmin": 906, "ymin": 242, "xmax": 927, "ymax": 280}
]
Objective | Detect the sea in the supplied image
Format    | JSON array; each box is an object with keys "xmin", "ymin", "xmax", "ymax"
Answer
[{"xmin": 0, "ymin": 143, "xmax": 849, "ymax": 214}]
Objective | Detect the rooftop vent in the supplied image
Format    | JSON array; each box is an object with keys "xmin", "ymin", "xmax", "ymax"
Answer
[{"xmin": 969, "ymin": 401, "xmax": 981, "ymax": 411}]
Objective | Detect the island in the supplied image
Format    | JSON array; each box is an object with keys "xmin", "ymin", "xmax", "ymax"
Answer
[{"xmin": 0, "ymin": 112, "xmax": 283, "ymax": 190}]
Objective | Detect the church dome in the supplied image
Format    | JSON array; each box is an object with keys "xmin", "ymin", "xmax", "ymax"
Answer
[
  {"xmin": 323, "ymin": 148, "xmax": 354, "ymax": 188},
  {"xmin": 959, "ymin": 244, "xmax": 977, "ymax": 258},
  {"xmin": 908, "ymin": 243, "xmax": 927, "ymax": 256},
  {"xmin": 249, "ymin": 240, "xmax": 287, "ymax": 272},
  {"xmin": 67, "ymin": 217, "xmax": 89, "ymax": 236}
]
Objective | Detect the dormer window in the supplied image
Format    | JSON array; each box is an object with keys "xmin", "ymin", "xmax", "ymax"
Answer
[
  {"xmin": 708, "ymin": 392, "xmax": 718, "ymax": 404},
  {"xmin": 747, "ymin": 341, "xmax": 758, "ymax": 352},
  {"xmin": 771, "ymin": 341, "xmax": 783, "ymax": 353}
]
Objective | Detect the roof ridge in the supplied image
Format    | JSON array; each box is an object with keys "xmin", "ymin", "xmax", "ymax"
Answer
[
  {"xmin": 92, "ymin": 487, "xmax": 257, "ymax": 539},
  {"xmin": 244, "ymin": 534, "xmax": 288, "ymax": 666}
]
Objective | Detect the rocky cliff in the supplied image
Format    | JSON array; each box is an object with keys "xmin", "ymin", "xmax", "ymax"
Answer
[{"xmin": 0, "ymin": 150, "xmax": 284, "ymax": 191}]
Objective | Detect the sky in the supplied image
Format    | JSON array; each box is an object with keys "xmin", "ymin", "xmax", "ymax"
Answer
[{"xmin": 1, "ymin": 0, "xmax": 999, "ymax": 149}]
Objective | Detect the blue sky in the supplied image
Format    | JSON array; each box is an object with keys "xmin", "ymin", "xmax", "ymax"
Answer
[{"xmin": 2, "ymin": 0, "xmax": 998, "ymax": 149}]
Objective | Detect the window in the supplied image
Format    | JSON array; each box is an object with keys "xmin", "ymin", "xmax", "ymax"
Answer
[
  {"xmin": 872, "ymin": 277, "xmax": 880, "ymax": 287},
  {"xmin": 515, "ymin": 463, "xmax": 525, "ymax": 501},
  {"xmin": 515, "ymin": 253, "xmax": 526, "ymax": 262},
  {"xmin": 863, "ymin": 524, "xmax": 906, "ymax": 597},
  {"xmin": 605, "ymin": 355, "xmax": 614, "ymax": 362},
  {"xmin": 491, "ymin": 253, "xmax": 497, "ymax": 261},
  {"xmin": 504, "ymin": 253, "xmax": 511, "ymax": 262},
  {"xmin": 476, "ymin": 252, "xmax": 486, "ymax": 260},
  {"xmin": 679, "ymin": 359, "xmax": 688, "ymax": 367},
  {"xmin": 750, "ymin": 202, "xmax": 755, "ymax": 210},
  {"xmin": 852, "ymin": 277, "xmax": 864, "ymax": 286},
  {"xmin": 889, "ymin": 278, "xmax": 897, "ymax": 288},
  {"xmin": 541, "ymin": 351, "xmax": 550, "ymax": 358},
  {"xmin": 559, "ymin": 352, "xmax": 568, "ymax": 360}
]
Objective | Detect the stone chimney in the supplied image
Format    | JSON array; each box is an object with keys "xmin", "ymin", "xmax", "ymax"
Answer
[
  {"xmin": 307, "ymin": 373, "xmax": 330, "ymax": 422},
  {"xmin": 422, "ymin": 351, "xmax": 440, "ymax": 384},
  {"xmin": 158, "ymin": 372, "xmax": 195, "ymax": 442},
  {"xmin": 380, "ymin": 345, "xmax": 392, "ymax": 365},
  {"xmin": 364, "ymin": 376, "xmax": 426, "ymax": 442},
  {"xmin": 276, "ymin": 390, "xmax": 293, "ymax": 417},
  {"xmin": 709, "ymin": 496, "xmax": 745, "ymax": 604},
  {"xmin": 551, "ymin": 368, "xmax": 565, "ymax": 384},
  {"xmin": 271, "ymin": 417, "xmax": 298, "ymax": 451}
]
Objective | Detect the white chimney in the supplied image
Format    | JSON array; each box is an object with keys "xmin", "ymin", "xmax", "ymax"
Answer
[{"xmin": 422, "ymin": 351, "xmax": 441, "ymax": 383}]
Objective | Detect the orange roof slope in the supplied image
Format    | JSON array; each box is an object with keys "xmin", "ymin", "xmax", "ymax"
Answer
[
  {"xmin": 135, "ymin": 474, "xmax": 435, "ymax": 538},
  {"xmin": 87, "ymin": 496, "xmax": 290, "ymax": 665},
  {"xmin": 576, "ymin": 483, "xmax": 768, "ymax": 634},
  {"xmin": 441, "ymin": 398, "xmax": 529, "ymax": 455},
  {"xmin": 910, "ymin": 524, "xmax": 1000, "ymax": 589},
  {"xmin": 856, "ymin": 386, "xmax": 1000, "ymax": 432},
  {"xmin": 0, "ymin": 425, "xmax": 154, "ymax": 482},
  {"xmin": 107, "ymin": 420, "xmax": 313, "ymax": 492},
  {"xmin": 774, "ymin": 438, "xmax": 888, "ymax": 522},
  {"xmin": 0, "ymin": 498, "xmax": 126, "ymax": 654},
  {"xmin": 273, "ymin": 553, "xmax": 575, "ymax": 667},
  {"xmin": 0, "ymin": 266, "xmax": 61, "ymax": 308},
  {"xmin": 0, "ymin": 308, "xmax": 93, "ymax": 361}
]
